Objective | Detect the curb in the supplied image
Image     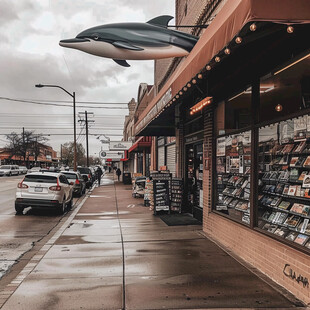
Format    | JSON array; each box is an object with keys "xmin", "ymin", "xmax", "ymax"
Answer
[{"xmin": 0, "ymin": 187, "xmax": 93, "ymax": 309}]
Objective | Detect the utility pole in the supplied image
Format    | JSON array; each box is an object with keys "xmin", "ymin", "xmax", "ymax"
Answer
[
  {"xmin": 85, "ymin": 111, "xmax": 89, "ymax": 167},
  {"xmin": 78, "ymin": 111, "xmax": 94, "ymax": 167},
  {"xmin": 60, "ymin": 144, "xmax": 63, "ymax": 163}
]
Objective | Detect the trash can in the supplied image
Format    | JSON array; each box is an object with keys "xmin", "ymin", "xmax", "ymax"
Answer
[{"xmin": 123, "ymin": 172, "xmax": 132, "ymax": 185}]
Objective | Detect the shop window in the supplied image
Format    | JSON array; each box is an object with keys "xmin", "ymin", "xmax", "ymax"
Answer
[
  {"xmin": 215, "ymin": 130, "xmax": 251, "ymax": 225},
  {"xmin": 257, "ymin": 115, "xmax": 310, "ymax": 249},
  {"xmin": 260, "ymin": 53, "xmax": 310, "ymax": 123},
  {"xmin": 225, "ymin": 88, "xmax": 252, "ymax": 134}
]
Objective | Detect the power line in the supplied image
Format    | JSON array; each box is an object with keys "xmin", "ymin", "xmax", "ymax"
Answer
[
  {"xmin": 0, "ymin": 97, "xmax": 128, "ymax": 109},
  {"xmin": 15, "ymin": 98, "xmax": 127, "ymax": 105}
]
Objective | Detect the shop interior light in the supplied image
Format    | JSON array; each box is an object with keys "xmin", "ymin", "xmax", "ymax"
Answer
[
  {"xmin": 224, "ymin": 48, "xmax": 231, "ymax": 55},
  {"xmin": 190, "ymin": 96, "xmax": 213, "ymax": 115},
  {"xmin": 275, "ymin": 103, "xmax": 283, "ymax": 112},
  {"xmin": 197, "ymin": 73, "xmax": 203, "ymax": 79},
  {"xmin": 287, "ymin": 25, "xmax": 294, "ymax": 33},
  {"xmin": 274, "ymin": 52, "xmax": 310, "ymax": 75},
  {"xmin": 250, "ymin": 23, "xmax": 257, "ymax": 31},
  {"xmin": 206, "ymin": 65, "xmax": 211, "ymax": 71},
  {"xmin": 215, "ymin": 56, "xmax": 220, "ymax": 63},
  {"xmin": 235, "ymin": 36, "xmax": 242, "ymax": 44}
]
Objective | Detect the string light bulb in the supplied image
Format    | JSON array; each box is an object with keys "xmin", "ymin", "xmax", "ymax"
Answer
[
  {"xmin": 179, "ymin": 91, "xmax": 183, "ymax": 95},
  {"xmin": 176, "ymin": 95, "xmax": 179, "ymax": 99},
  {"xmin": 224, "ymin": 48, "xmax": 231, "ymax": 55},
  {"xmin": 192, "ymin": 79, "xmax": 197, "ymax": 84},
  {"xmin": 235, "ymin": 36, "xmax": 242, "ymax": 44},
  {"xmin": 250, "ymin": 23, "xmax": 257, "ymax": 31},
  {"xmin": 183, "ymin": 87, "xmax": 188, "ymax": 92},
  {"xmin": 287, "ymin": 26, "xmax": 294, "ymax": 33},
  {"xmin": 275, "ymin": 104, "xmax": 283, "ymax": 112},
  {"xmin": 215, "ymin": 56, "xmax": 220, "ymax": 63},
  {"xmin": 206, "ymin": 65, "xmax": 211, "ymax": 71},
  {"xmin": 187, "ymin": 82, "xmax": 192, "ymax": 87},
  {"xmin": 197, "ymin": 73, "xmax": 203, "ymax": 79}
]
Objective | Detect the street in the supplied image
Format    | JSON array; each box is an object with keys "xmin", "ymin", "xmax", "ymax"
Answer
[{"xmin": 0, "ymin": 175, "xmax": 80, "ymax": 280}]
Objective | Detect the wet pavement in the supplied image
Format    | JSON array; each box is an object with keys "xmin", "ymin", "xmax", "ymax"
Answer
[{"xmin": 0, "ymin": 174, "xmax": 306, "ymax": 309}]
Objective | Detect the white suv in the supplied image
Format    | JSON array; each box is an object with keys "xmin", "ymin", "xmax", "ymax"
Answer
[{"xmin": 15, "ymin": 172, "xmax": 73, "ymax": 214}]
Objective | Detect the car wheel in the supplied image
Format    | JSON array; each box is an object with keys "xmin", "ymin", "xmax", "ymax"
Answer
[
  {"xmin": 57, "ymin": 199, "xmax": 66, "ymax": 215},
  {"xmin": 67, "ymin": 198, "xmax": 73, "ymax": 210},
  {"xmin": 15, "ymin": 203, "xmax": 24, "ymax": 214}
]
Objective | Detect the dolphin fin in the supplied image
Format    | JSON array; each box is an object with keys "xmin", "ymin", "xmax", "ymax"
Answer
[
  {"xmin": 113, "ymin": 59, "xmax": 130, "ymax": 67},
  {"xmin": 112, "ymin": 41, "xmax": 143, "ymax": 51},
  {"xmin": 146, "ymin": 15, "xmax": 173, "ymax": 28}
]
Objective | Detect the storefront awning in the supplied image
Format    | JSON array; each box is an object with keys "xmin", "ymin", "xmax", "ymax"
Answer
[
  {"xmin": 128, "ymin": 136, "xmax": 152, "ymax": 153},
  {"xmin": 135, "ymin": 0, "xmax": 310, "ymax": 135}
]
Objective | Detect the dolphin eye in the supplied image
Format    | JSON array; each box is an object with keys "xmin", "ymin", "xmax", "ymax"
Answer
[{"xmin": 92, "ymin": 34, "xmax": 100, "ymax": 40}]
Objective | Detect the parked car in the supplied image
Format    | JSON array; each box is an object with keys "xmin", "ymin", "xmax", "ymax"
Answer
[
  {"xmin": 77, "ymin": 167, "xmax": 94, "ymax": 188},
  {"xmin": 15, "ymin": 172, "xmax": 73, "ymax": 214},
  {"xmin": 18, "ymin": 166, "xmax": 28, "ymax": 174},
  {"xmin": 29, "ymin": 167, "xmax": 41, "ymax": 173},
  {"xmin": 61, "ymin": 171, "xmax": 86, "ymax": 197},
  {"xmin": 0, "ymin": 165, "xmax": 20, "ymax": 176}
]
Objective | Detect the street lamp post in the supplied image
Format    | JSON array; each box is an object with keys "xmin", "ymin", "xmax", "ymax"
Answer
[{"xmin": 35, "ymin": 84, "xmax": 77, "ymax": 171}]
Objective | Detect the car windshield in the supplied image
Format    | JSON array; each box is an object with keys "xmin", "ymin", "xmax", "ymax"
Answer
[
  {"xmin": 78, "ymin": 168, "xmax": 90, "ymax": 174},
  {"xmin": 24, "ymin": 175, "xmax": 57, "ymax": 183},
  {"xmin": 0, "ymin": 166, "xmax": 10, "ymax": 170},
  {"xmin": 62, "ymin": 173, "xmax": 77, "ymax": 180}
]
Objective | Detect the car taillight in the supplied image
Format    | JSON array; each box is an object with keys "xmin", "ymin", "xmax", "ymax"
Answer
[
  {"xmin": 49, "ymin": 186, "xmax": 61, "ymax": 191},
  {"xmin": 18, "ymin": 182, "xmax": 28, "ymax": 189},
  {"xmin": 88, "ymin": 174, "xmax": 91, "ymax": 179},
  {"xmin": 75, "ymin": 179, "xmax": 80, "ymax": 185}
]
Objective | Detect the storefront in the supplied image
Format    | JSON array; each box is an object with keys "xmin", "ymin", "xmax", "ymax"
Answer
[{"xmin": 135, "ymin": 0, "xmax": 310, "ymax": 303}]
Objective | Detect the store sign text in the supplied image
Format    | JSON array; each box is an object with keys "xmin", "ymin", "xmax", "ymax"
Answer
[
  {"xmin": 135, "ymin": 88, "xmax": 172, "ymax": 133},
  {"xmin": 283, "ymin": 264, "xmax": 309, "ymax": 288}
]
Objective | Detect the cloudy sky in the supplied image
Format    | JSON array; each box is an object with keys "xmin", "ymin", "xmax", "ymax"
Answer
[{"xmin": 0, "ymin": 0, "xmax": 175, "ymax": 157}]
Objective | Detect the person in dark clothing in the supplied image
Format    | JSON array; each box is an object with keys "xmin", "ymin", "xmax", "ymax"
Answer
[
  {"xmin": 108, "ymin": 166, "xmax": 111, "ymax": 173},
  {"xmin": 96, "ymin": 167, "xmax": 103, "ymax": 186},
  {"xmin": 116, "ymin": 168, "xmax": 121, "ymax": 181}
]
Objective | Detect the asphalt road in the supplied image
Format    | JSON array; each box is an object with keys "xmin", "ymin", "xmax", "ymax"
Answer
[{"xmin": 0, "ymin": 175, "xmax": 81, "ymax": 280}]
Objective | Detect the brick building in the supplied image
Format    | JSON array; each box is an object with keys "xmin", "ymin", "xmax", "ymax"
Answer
[{"xmin": 133, "ymin": 0, "xmax": 310, "ymax": 305}]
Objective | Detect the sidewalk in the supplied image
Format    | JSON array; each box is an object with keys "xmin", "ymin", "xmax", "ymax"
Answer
[{"xmin": 0, "ymin": 174, "xmax": 306, "ymax": 310}]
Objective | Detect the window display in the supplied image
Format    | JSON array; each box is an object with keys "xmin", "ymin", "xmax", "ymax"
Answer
[
  {"xmin": 258, "ymin": 115, "xmax": 310, "ymax": 249},
  {"xmin": 215, "ymin": 130, "xmax": 251, "ymax": 224}
]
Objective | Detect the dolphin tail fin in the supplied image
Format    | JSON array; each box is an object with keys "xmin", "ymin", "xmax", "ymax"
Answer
[
  {"xmin": 113, "ymin": 59, "xmax": 130, "ymax": 67},
  {"xmin": 146, "ymin": 15, "xmax": 173, "ymax": 28}
]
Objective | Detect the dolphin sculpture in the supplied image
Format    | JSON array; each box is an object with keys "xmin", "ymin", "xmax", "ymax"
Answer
[{"xmin": 59, "ymin": 15, "xmax": 199, "ymax": 67}]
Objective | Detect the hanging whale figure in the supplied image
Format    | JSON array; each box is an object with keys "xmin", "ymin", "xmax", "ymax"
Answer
[{"xmin": 59, "ymin": 15, "xmax": 199, "ymax": 67}]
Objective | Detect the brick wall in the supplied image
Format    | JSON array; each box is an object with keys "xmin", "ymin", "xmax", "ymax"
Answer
[{"xmin": 203, "ymin": 214, "xmax": 310, "ymax": 304}]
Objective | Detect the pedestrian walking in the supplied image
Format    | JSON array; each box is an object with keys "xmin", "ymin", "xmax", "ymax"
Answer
[
  {"xmin": 96, "ymin": 167, "xmax": 103, "ymax": 186},
  {"xmin": 116, "ymin": 168, "xmax": 121, "ymax": 181}
]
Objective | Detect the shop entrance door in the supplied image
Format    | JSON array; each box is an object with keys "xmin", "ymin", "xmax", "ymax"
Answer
[{"xmin": 185, "ymin": 142, "xmax": 203, "ymax": 222}]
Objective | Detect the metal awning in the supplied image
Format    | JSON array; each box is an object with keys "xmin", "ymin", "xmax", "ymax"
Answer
[
  {"xmin": 128, "ymin": 136, "xmax": 152, "ymax": 153},
  {"xmin": 135, "ymin": 0, "xmax": 310, "ymax": 135}
]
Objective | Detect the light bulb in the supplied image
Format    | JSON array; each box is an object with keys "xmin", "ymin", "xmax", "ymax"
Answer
[
  {"xmin": 206, "ymin": 65, "xmax": 211, "ymax": 71},
  {"xmin": 235, "ymin": 36, "xmax": 242, "ymax": 44},
  {"xmin": 183, "ymin": 87, "xmax": 187, "ymax": 91},
  {"xmin": 275, "ymin": 104, "xmax": 283, "ymax": 112},
  {"xmin": 224, "ymin": 48, "xmax": 230, "ymax": 55},
  {"xmin": 287, "ymin": 26, "xmax": 294, "ymax": 33},
  {"xmin": 198, "ymin": 73, "xmax": 203, "ymax": 79},
  {"xmin": 250, "ymin": 23, "xmax": 257, "ymax": 31},
  {"xmin": 192, "ymin": 79, "xmax": 196, "ymax": 84},
  {"xmin": 215, "ymin": 56, "xmax": 220, "ymax": 63}
]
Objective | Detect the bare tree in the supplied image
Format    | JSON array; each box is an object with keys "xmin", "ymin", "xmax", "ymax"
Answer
[{"xmin": 5, "ymin": 130, "xmax": 49, "ymax": 164}]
